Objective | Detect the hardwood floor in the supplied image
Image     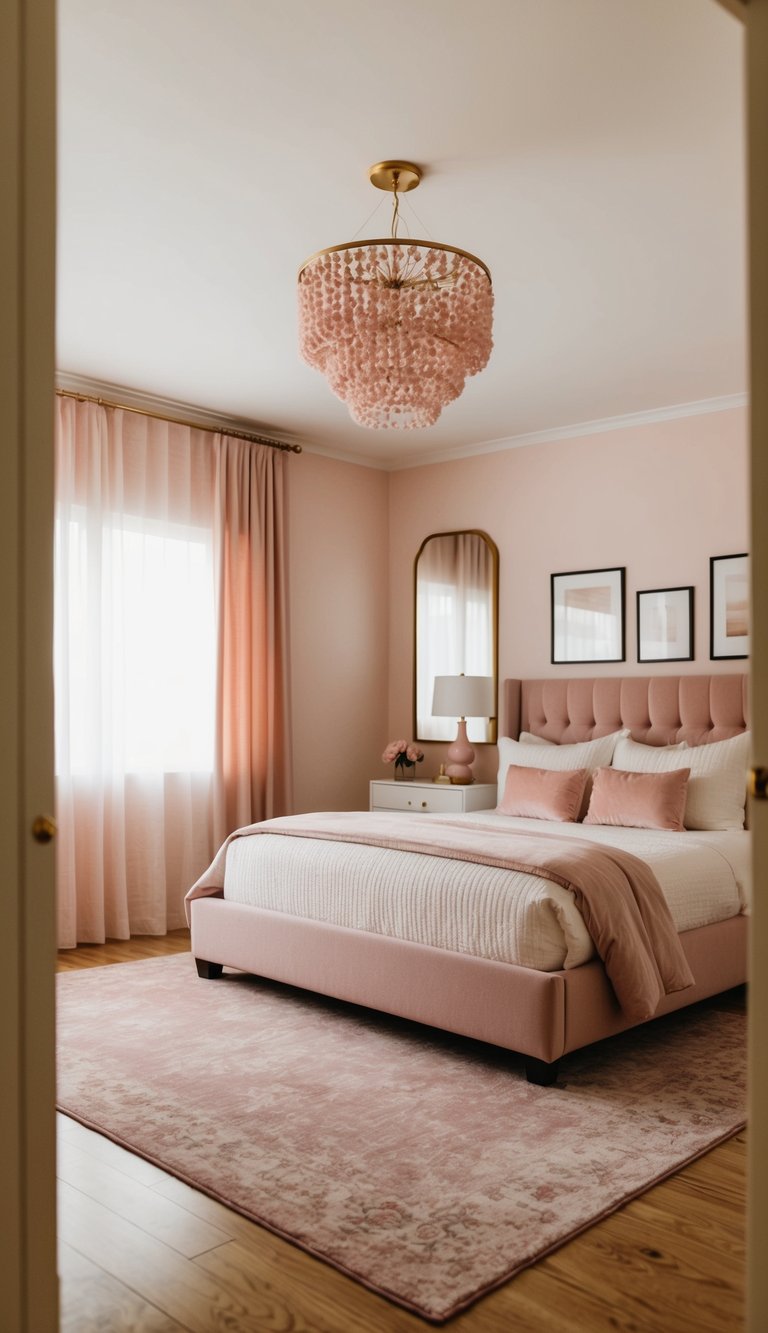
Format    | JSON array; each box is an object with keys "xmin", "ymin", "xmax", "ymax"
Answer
[{"xmin": 56, "ymin": 935, "xmax": 746, "ymax": 1332}]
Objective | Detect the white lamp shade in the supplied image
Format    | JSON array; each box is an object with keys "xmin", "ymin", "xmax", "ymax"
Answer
[{"xmin": 431, "ymin": 674, "xmax": 495, "ymax": 719}]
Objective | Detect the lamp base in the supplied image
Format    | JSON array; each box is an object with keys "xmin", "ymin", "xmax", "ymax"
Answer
[{"xmin": 445, "ymin": 719, "xmax": 475, "ymax": 785}]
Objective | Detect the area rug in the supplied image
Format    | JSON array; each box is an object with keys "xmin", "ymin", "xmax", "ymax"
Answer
[{"xmin": 56, "ymin": 955, "xmax": 746, "ymax": 1323}]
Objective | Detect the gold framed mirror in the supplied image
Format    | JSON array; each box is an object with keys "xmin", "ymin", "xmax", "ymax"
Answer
[{"xmin": 413, "ymin": 530, "xmax": 499, "ymax": 744}]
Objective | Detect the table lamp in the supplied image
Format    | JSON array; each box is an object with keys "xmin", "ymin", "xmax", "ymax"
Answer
[{"xmin": 431, "ymin": 674, "xmax": 495, "ymax": 784}]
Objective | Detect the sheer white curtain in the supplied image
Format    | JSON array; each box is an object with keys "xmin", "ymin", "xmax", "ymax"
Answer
[
  {"xmin": 415, "ymin": 532, "xmax": 494, "ymax": 742},
  {"xmin": 54, "ymin": 397, "xmax": 291, "ymax": 948}
]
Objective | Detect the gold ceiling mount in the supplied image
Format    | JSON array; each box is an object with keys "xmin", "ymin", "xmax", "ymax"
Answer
[{"xmin": 368, "ymin": 161, "xmax": 422, "ymax": 194}]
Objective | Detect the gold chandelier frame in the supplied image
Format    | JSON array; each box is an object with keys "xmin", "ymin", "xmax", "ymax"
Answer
[{"xmin": 298, "ymin": 237, "xmax": 492, "ymax": 287}]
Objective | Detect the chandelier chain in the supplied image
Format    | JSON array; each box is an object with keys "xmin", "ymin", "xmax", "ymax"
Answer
[{"xmin": 391, "ymin": 186, "xmax": 401, "ymax": 239}]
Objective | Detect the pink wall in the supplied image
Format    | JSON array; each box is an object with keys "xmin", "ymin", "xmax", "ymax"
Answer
[
  {"xmin": 287, "ymin": 451, "xmax": 389, "ymax": 813},
  {"xmin": 387, "ymin": 408, "xmax": 749, "ymax": 785}
]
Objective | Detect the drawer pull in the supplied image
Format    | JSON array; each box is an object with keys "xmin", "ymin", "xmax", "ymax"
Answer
[
  {"xmin": 407, "ymin": 799, "xmax": 412, "ymax": 807},
  {"xmin": 421, "ymin": 801, "xmax": 427, "ymax": 808}
]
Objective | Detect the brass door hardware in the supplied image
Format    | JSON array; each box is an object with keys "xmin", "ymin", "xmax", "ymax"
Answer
[
  {"xmin": 32, "ymin": 815, "xmax": 57, "ymax": 843},
  {"xmin": 749, "ymin": 767, "xmax": 768, "ymax": 801}
]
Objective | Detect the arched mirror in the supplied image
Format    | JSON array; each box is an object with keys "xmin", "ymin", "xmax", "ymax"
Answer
[{"xmin": 414, "ymin": 530, "xmax": 499, "ymax": 743}]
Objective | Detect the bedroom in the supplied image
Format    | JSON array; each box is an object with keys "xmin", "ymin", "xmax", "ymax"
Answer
[{"xmin": 4, "ymin": 0, "xmax": 768, "ymax": 1330}]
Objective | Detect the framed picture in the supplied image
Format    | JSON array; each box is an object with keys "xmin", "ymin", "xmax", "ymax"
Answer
[
  {"xmin": 551, "ymin": 567, "xmax": 626, "ymax": 664},
  {"xmin": 710, "ymin": 553, "xmax": 749, "ymax": 660},
  {"xmin": 637, "ymin": 587, "xmax": 694, "ymax": 663}
]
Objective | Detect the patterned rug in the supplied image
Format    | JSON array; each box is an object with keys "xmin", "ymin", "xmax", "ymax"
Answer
[{"xmin": 56, "ymin": 955, "xmax": 746, "ymax": 1322}]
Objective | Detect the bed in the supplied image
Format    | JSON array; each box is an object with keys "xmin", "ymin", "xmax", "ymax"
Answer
[{"xmin": 187, "ymin": 674, "xmax": 749, "ymax": 1084}]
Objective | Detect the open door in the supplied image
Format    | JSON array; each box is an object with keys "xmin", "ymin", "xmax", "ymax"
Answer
[{"xmin": 0, "ymin": 0, "xmax": 58, "ymax": 1328}]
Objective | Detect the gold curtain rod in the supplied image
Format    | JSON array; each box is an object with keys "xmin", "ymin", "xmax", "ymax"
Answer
[{"xmin": 55, "ymin": 388, "xmax": 303, "ymax": 454}]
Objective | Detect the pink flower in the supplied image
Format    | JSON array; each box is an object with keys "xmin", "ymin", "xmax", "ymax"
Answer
[
  {"xmin": 382, "ymin": 739, "xmax": 423, "ymax": 770},
  {"xmin": 381, "ymin": 739, "xmax": 407, "ymax": 763}
]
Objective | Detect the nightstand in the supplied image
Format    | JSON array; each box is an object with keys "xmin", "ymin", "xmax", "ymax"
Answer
[{"xmin": 369, "ymin": 779, "xmax": 498, "ymax": 815}]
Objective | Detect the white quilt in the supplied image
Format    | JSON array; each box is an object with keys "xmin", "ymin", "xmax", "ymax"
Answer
[{"xmin": 220, "ymin": 812, "xmax": 749, "ymax": 972}]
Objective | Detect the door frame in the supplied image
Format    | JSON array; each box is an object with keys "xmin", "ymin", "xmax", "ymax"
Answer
[{"xmin": 0, "ymin": 0, "xmax": 58, "ymax": 1328}]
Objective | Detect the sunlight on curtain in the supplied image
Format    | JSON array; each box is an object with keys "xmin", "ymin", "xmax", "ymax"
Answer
[
  {"xmin": 54, "ymin": 397, "xmax": 291, "ymax": 949},
  {"xmin": 58, "ymin": 510, "xmax": 215, "ymax": 774}
]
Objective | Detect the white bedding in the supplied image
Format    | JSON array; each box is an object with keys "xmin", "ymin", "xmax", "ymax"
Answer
[{"xmin": 220, "ymin": 812, "xmax": 749, "ymax": 973}]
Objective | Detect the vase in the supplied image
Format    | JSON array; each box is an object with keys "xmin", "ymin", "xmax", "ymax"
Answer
[{"xmin": 394, "ymin": 763, "xmax": 416, "ymax": 781}]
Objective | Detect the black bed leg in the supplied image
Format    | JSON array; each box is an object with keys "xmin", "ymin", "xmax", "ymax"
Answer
[
  {"xmin": 525, "ymin": 1056, "xmax": 560, "ymax": 1086},
  {"xmin": 195, "ymin": 958, "xmax": 224, "ymax": 980}
]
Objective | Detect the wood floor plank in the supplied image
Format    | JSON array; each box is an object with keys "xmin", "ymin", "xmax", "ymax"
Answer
[
  {"xmin": 58, "ymin": 1180, "xmax": 269, "ymax": 1333},
  {"xmin": 151, "ymin": 1173, "xmax": 294, "ymax": 1247},
  {"xmin": 58, "ymin": 1112, "xmax": 171, "ymax": 1187},
  {"xmin": 528, "ymin": 1214, "xmax": 743, "ymax": 1333},
  {"xmin": 57, "ymin": 1137, "xmax": 230, "ymax": 1258},
  {"xmin": 200, "ymin": 1233, "xmax": 434, "ymax": 1333},
  {"xmin": 58, "ymin": 1241, "xmax": 189, "ymax": 1333},
  {"xmin": 57, "ymin": 930, "xmax": 191, "ymax": 971}
]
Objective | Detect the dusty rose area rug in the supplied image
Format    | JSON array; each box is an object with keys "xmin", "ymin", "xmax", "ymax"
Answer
[{"xmin": 56, "ymin": 955, "xmax": 746, "ymax": 1322}]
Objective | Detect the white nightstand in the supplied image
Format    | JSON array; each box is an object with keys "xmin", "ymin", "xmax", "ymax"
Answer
[{"xmin": 369, "ymin": 779, "xmax": 497, "ymax": 815}]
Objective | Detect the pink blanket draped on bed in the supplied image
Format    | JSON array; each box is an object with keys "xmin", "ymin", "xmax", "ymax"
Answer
[{"xmin": 186, "ymin": 811, "xmax": 695, "ymax": 1023}]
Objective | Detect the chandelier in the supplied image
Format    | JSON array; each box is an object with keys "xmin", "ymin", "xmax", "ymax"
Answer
[{"xmin": 298, "ymin": 161, "xmax": 493, "ymax": 430}]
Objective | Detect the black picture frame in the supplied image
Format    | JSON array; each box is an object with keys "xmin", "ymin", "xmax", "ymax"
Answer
[
  {"xmin": 710, "ymin": 553, "xmax": 749, "ymax": 660},
  {"xmin": 636, "ymin": 586, "xmax": 694, "ymax": 663},
  {"xmin": 551, "ymin": 567, "xmax": 626, "ymax": 664}
]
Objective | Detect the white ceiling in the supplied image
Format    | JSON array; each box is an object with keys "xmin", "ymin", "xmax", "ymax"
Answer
[{"xmin": 56, "ymin": 0, "xmax": 746, "ymax": 469}]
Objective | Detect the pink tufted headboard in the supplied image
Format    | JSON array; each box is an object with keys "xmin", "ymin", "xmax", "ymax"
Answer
[{"xmin": 503, "ymin": 675, "xmax": 748, "ymax": 748}]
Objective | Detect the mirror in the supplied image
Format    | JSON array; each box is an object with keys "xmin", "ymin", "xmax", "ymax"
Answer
[{"xmin": 414, "ymin": 530, "xmax": 499, "ymax": 743}]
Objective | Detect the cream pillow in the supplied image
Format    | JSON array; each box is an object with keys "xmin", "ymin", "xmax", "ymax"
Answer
[
  {"xmin": 518, "ymin": 731, "xmax": 556, "ymax": 746},
  {"xmin": 496, "ymin": 730, "xmax": 628, "ymax": 808},
  {"xmin": 611, "ymin": 732, "xmax": 750, "ymax": 831}
]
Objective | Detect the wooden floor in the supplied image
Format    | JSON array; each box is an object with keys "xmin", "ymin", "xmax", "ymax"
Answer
[{"xmin": 56, "ymin": 934, "xmax": 747, "ymax": 1332}]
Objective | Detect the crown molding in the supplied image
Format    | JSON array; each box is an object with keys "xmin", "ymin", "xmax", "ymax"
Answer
[
  {"xmin": 55, "ymin": 375, "xmax": 747, "ymax": 473},
  {"xmin": 387, "ymin": 393, "xmax": 749, "ymax": 471}
]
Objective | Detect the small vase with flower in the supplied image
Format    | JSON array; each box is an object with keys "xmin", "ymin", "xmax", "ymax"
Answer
[{"xmin": 382, "ymin": 738, "xmax": 424, "ymax": 781}]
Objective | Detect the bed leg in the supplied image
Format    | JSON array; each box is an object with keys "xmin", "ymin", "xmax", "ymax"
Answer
[
  {"xmin": 195, "ymin": 958, "xmax": 224, "ymax": 980},
  {"xmin": 525, "ymin": 1056, "xmax": 560, "ymax": 1086}
]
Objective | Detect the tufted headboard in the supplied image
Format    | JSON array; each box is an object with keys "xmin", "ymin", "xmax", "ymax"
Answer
[{"xmin": 503, "ymin": 675, "xmax": 748, "ymax": 748}]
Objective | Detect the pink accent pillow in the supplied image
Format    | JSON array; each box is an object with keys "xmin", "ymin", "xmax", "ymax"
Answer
[
  {"xmin": 497, "ymin": 764, "xmax": 588, "ymax": 822},
  {"xmin": 584, "ymin": 765, "xmax": 691, "ymax": 832}
]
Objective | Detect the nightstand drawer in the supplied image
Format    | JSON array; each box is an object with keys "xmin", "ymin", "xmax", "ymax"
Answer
[
  {"xmin": 371, "ymin": 783, "xmax": 463, "ymax": 814},
  {"xmin": 369, "ymin": 780, "xmax": 497, "ymax": 815}
]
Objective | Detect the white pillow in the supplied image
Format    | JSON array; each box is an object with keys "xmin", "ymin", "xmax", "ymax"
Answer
[
  {"xmin": 496, "ymin": 730, "xmax": 628, "ymax": 807},
  {"xmin": 518, "ymin": 731, "xmax": 555, "ymax": 746},
  {"xmin": 611, "ymin": 732, "xmax": 750, "ymax": 831},
  {"xmin": 611, "ymin": 738, "xmax": 686, "ymax": 754}
]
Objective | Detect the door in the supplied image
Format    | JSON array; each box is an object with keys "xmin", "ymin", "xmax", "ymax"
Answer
[
  {"xmin": 746, "ymin": 5, "xmax": 768, "ymax": 1328},
  {"xmin": 0, "ymin": 0, "xmax": 58, "ymax": 1328}
]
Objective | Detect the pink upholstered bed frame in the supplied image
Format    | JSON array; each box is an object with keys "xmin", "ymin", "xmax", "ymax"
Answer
[{"xmin": 190, "ymin": 673, "xmax": 749, "ymax": 1084}]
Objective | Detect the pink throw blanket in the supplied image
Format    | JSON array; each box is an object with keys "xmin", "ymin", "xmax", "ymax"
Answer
[{"xmin": 187, "ymin": 812, "xmax": 695, "ymax": 1022}]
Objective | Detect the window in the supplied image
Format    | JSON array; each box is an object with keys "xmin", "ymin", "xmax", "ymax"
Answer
[{"xmin": 55, "ymin": 508, "xmax": 215, "ymax": 775}]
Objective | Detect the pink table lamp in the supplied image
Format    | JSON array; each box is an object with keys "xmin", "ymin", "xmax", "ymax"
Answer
[{"xmin": 431, "ymin": 674, "xmax": 495, "ymax": 784}]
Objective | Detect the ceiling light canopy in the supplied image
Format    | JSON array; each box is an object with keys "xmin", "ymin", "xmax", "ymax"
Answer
[{"xmin": 298, "ymin": 162, "xmax": 493, "ymax": 430}]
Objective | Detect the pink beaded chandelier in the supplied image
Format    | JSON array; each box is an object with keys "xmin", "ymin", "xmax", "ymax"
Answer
[{"xmin": 298, "ymin": 162, "xmax": 493, "ymax": 430}]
